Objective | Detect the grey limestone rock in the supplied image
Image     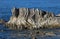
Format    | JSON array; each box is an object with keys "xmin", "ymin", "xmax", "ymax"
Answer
[{"xmin": 1, "ymin": 7, "xmax": 60, "ymax": 30}]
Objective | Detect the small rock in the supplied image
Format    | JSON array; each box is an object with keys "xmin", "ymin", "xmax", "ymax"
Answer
[
  {"xmin": 0, "ymin": 19, "xmax": 6, "ymax": 24},
  {"xmin": 45, "ymin": 32, "xmax": 56, "ymax": 36},
  {"xmin": 32, "ymin": 36, "xmax": 37, "ymax": 39}
]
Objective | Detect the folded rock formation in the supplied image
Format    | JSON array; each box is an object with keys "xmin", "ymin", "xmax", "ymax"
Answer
[{"xmin": 0, "ymin": 8, "xmax": 60, "ymax": 30}]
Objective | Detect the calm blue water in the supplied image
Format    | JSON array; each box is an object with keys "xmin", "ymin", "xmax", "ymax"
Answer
[{"xmin": 0, "ymin": 0, "xmax": 60, "ymax": 39}]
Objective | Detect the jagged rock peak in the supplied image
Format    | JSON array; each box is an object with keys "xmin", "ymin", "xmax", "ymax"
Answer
[{"xmin": 11, "ymin": 8, "xmax": 54, "ymax": 18}]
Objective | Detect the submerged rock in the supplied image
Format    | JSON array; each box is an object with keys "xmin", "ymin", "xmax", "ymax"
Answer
[{"xmin": 45, "ymin": 32, "xmax": 56, "ymax": 36}]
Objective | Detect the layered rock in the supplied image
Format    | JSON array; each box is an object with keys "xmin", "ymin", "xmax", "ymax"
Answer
[{"xmin": 2, "ymin": 8, "xmax": 60, "ymax": 30}]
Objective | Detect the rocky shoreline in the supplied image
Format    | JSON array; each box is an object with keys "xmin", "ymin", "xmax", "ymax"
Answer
[{"xmin": 0, "ymin": 8, "xmax": 60, "ymax": 30}]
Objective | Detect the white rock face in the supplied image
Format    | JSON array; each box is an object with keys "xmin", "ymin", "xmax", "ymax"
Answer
[
  {"xmin": 7, "ymin": 8, "xmax": 60, "ymax": 29},
  {"xmin": 7, "ymin": 16, "xmax": 17, "ymax": 24}
]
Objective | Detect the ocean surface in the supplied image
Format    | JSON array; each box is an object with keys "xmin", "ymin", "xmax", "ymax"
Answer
[{"xmin": 0, "ymin": 0, "xmax": 60, "ymax": 39}]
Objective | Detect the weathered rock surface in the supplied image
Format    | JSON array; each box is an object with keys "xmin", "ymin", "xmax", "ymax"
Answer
[{"xmin": 0, "ymin": 8, "xmax": 60, "ymax": 30}]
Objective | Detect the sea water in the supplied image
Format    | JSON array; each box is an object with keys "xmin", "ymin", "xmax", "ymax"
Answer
[{"xmin": 0, "ymin": 0, "xmax": 60, "ymax": 39}]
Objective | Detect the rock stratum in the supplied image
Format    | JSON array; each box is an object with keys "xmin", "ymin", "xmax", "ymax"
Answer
[{"xmin": 0, "ymin": 8, "xmax": 60, "ymax": 30}]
